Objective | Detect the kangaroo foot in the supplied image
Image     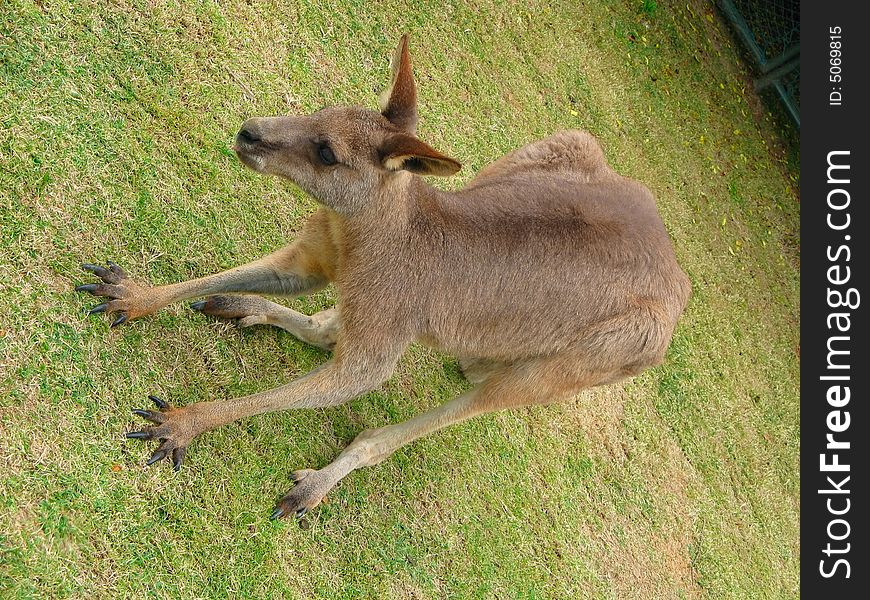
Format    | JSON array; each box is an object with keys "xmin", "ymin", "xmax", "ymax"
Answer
[
  {"xmin": 76, "ymin": 262, "xmax": 160, "ymax": 326},
  {"xmin": 126, "ymin": 395, "xmax": 206, "ymax": 471},
  {"xmin": 190, "ymin": 294, "xmax": 273, "ymax": 328},
  {"xmin": 270, "ymin": 468, "xmax": 333, "ymax": 523}
]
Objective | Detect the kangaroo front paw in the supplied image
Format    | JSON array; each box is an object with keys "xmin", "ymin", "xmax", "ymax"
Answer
[
  {"xmin": 270, "ymin": 468, "xmax": 332, "ymax": 523},
  {"xmin": 125, "ymin": 395, "xmax": 203, "ymax": 471},
  {"xmin": 190, "ymin": 295, "xmax": 271, "ymax": 328},
  {"xmin": 76, "ymin": 262, "xmax": 160, "ymax": 326}
]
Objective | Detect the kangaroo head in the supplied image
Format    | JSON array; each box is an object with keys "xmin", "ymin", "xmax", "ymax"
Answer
[{"xmin": 233, "ymin": 35, "xmax": 461, "ymax": 214}]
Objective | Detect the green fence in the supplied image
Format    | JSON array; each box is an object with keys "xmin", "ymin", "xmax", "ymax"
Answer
[{"xmin": 717, "ymin": 0, "xmax": 799, "ymax": 126}]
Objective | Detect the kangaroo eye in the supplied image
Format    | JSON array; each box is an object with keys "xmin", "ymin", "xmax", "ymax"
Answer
[{"xmin": 317, "ymin": 143, "xmax": 337, "ymax": 166}]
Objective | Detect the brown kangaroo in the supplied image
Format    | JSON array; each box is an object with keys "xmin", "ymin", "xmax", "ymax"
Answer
[{"xmin": 76, "ymin": 35, "xmax": 691, "ymax": 520}]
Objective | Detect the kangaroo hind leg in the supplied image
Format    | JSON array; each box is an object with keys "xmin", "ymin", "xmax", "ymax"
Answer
[{"xmin": 271, "ymin": 354, "xmax": 621, "ymax": 520}]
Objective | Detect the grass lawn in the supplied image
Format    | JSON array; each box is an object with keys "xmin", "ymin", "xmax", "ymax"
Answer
[{"xmin": 1, "ymin": 0, "xmax": 799, "ymax": 597}]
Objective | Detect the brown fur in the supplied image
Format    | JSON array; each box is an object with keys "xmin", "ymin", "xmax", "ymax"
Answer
[{"xmin": 77, "ymin": 35, "xmax": 690, "ymax": 519}]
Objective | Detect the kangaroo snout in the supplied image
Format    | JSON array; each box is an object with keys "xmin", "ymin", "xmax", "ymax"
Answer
[
  {"xmin": 237, "ymin": 125, "xmax": 261, "ymax": 145},
  {"xmin": 233, "ymin": 118, "xmax": 272, "ymax": 172},
  {"xmin": 235, "ymin": 118, "xmax": 266, "ymax": 149}
]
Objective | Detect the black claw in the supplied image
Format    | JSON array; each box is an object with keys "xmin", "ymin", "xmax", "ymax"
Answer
[
  {"xmin": 131, "ymin": 409, "xmax": 154, "ymax": 420},
  {"xmin": 106, "ymin": 261, "xmax": 126, "ymax": 276},
  {"xmin": 82, "ymin": 263, "xmax": 111, "ymax": 279},
  {"xmin": 88, "ymin": 303, "xmax": 108, "ymax": 315},
  {"xmin": 172, "ymin": 447, "xmax": 186, "ymax": 471},
  {"xmin": 190, "ymin": 300, "xmax": 207, "ymax": 311},
  {"xmin": 125, "ymin": 430, "xmax": 152, "ymax": 440},
  {"xmin": 149, "ymin": 395, "xmax": 169, "ymax": 409},
  {"xmin": 295, "ymin": 507, "xmax": 308, "ymax": 519},
  {"xmin": 270, "ymin": 507, "xmax": 285, "ymax": 521},
  {"xmin": 146, "ymin": 449, "xmax": 167, "ymax": 466},
  {"xmin": 110, "ymin": 313, "xmax": 128, "ymax": 327},
  {"xmin": 75, "ymin": 283, "xmax": 99, "ymax": 293}
]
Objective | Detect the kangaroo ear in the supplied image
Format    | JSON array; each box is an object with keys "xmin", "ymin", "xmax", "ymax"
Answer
[
  {"xmin": 380, "ymin": 133, "xmax": 461, "ymax": 177},
  {"xmin": 379, "ymin": 34, "xmax": 418, "ymax": 134}
]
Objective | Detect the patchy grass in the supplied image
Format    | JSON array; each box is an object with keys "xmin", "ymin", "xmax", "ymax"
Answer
[{"xmin": 1, "ymin": 0, "xmax": 798, "ymax": 598}]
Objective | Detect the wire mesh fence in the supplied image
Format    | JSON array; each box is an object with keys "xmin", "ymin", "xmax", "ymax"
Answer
[{"xmin": 717, "ymin": 0, "xmax": 800, "ymax": 126}]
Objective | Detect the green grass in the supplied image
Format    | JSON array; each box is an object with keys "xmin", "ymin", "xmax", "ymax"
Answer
[{"xmin": 1, "ymin": 0, "xmax": 799, "ymax": 597}]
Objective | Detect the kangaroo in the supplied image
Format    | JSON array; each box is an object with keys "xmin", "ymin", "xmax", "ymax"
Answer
[{"xmin": 76, "ymin": 35, "xmax": 691, "ymax": 520}]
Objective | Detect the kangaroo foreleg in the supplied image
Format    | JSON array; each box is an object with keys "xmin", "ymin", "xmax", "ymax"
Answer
[
  {"xmin": 192, "ymin": 294, "xmax": 340, "ymax": 351},
  {"xmin": 126, "ymin": 338, "xmax": 408, "ymax": 472},
  {"xmin": 76, "ymin": 242, "xmax": 327, "ymax": 326}
]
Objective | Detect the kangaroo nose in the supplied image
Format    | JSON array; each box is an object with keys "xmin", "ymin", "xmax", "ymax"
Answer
[
  {"xmin": 237, "ymin": 126, "xmax": 261, "ymax": 144},
  {"xmin": 236, "ymin": 118, "xmax": 266, "ymax": 146}
]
